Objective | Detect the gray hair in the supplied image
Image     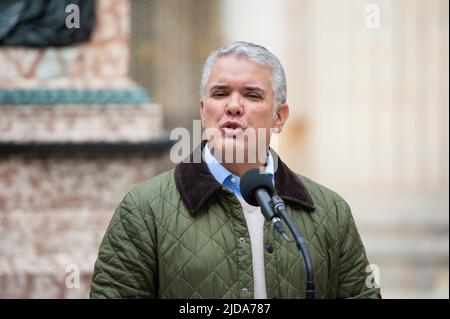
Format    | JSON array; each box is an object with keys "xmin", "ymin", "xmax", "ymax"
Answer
[{"xmin": 200, "ymin": 41, "xmax": 287, "ymax": 110}]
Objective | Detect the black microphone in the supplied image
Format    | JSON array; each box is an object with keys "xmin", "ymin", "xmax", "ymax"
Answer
[
  {"xmin": 240, "ymin": 168, "xmax": 315, "ymax": 299},
  {"xmin": 240, "ymin": 168, "xmax": 288, "ymax": 239},
  {"xmin": 272, "ymin": 195, "xmax": 315, "ymax": 299}
]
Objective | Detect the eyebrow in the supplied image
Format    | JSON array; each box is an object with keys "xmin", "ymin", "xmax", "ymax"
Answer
[
  {"xmin": 244, "ymin": 87, "xmax": 265, "ymax": 95},
  {"xmin": 209, "ymin": 85, "xmax": 229, "ymax": 93}
]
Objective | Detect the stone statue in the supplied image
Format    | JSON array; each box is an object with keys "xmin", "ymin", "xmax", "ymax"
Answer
[{"xmin": 0, "ymin": 0, "xmax": 95, "ymax": 47}]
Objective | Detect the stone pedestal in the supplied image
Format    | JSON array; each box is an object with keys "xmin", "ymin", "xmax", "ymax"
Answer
[{"xmin": 0, "ymin": 0, "xmax": 171, "ymax": 298}]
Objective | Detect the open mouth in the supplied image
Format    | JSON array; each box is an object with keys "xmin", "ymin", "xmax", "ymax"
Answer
[{"xmin": 221, "ymin": 121, "xmax": 245, "ymax": 136}]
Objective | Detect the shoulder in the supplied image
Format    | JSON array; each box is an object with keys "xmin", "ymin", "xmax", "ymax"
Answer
[
  {"xmin": 296, "ymin": 174, "xmax": 353, "ymax": 224},
  {"xmin": 122, "ymin": 168, "xmax": 179, "ymax": 215},
  {"xmin": 129, "ymin": 168, "xmax": 177, "ymax": 197},
  {"xmin": 297, "ymin": 175, "xmax": 347, "ymax": 207}
]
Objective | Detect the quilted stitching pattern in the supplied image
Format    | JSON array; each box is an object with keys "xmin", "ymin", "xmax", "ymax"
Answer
[{"xmin": 90, "ymin": 170, "xmax": 381, "ymax": 299}]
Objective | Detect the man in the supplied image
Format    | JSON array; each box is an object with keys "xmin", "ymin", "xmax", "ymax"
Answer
[{"xmin": 90, "ymin": 41, "xmax": 381, "ymax": 299}]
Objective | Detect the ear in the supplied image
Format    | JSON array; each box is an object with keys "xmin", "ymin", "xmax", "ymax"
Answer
[
  {"xmin": 200, "ymin": 100, "xmax": 206, "ymax": 129},
  {"xmin": 273, "ymin": 103, "xmax": 289, "ymax": 134}
]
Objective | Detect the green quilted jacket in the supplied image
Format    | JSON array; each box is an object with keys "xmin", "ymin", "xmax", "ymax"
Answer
[{"xmin": 90, "ymin": 144, "xmax": 381, "ymax": 299}]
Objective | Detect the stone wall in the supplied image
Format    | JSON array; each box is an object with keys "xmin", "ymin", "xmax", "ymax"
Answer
[{"xmin": 0, "ymin": 153, "xmax": 172, "ymax": 298}]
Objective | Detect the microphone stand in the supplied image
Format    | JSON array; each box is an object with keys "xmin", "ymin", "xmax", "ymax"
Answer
[{"xmin": 271, "ymin": 195, "xmax": 315, "ymax": 299}]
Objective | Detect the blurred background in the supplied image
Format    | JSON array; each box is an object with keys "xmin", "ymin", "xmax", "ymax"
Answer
[{"xmin": 0, "ymin": 0, "xmax": 448, "ymax": 298}]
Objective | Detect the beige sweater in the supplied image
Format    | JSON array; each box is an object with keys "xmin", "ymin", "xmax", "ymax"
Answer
[{"xmin": 239, "ymin": 199, "xmax": 267, "ymax": 299}]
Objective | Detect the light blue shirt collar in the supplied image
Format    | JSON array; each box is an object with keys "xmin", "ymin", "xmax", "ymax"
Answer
[{"xmin": 203, "ymin": 143, "xmax": 275, "ymax": 199}]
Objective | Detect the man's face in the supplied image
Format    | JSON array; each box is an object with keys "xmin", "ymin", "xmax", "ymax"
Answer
[{"xmin": 200, "ymin": 55, "xmax": 289, "ymax": 163}]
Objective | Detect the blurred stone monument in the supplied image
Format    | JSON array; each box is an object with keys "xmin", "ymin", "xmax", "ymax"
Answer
[{"xmin": 0, "ymin": 0, "xmax": 171, "ymax": 298}]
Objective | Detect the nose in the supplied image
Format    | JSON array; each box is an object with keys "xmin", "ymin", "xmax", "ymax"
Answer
[{"xmin": 225, "ymin": 93, "xmax": 243, "ymax": 116}]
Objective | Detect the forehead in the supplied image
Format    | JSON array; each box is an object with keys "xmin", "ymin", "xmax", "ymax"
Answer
[{"xmin": 207, "ymin": 55, "xmax": 272, "ymax": 88}]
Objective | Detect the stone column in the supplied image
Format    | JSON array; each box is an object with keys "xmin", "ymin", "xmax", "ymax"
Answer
[{"xmin": 220, "ymin": 0, "xmax": 449, "ymax": 298}]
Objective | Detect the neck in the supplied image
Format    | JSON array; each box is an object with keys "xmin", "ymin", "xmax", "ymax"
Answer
[
  {"xmin": 222, "ymin": 162, "xmax": 265, "ymax": 177},
  {"xmin": 205, "ymin": 142, "xmax": 270, "ymax": 177}
]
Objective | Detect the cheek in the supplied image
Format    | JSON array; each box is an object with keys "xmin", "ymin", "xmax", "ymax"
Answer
[
  {"xmin": 249, "ymin": 108, "xmax": 275, "ymax": 127},
  {"xmin": 203, "ymin": 103, "xmax": 223, "ymax": 123}
]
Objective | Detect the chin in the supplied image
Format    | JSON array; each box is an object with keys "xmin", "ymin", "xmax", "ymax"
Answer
[{"xmin": 209, "ymin": 137, "xmax": 247, "ymax": 164}]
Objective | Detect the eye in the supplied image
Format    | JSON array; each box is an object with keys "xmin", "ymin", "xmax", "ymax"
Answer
[
  {"xmin": 246, "ymin": 94, "xmax": 262, "ymax": 100},
  {"xmin": 212, "ymin": 91, "xmax": 228, "ymax": 98}
]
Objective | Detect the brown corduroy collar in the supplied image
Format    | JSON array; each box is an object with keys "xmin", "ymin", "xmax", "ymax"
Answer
[{"xmin": 174, "ymin": 140, "xmax": 316, "ymax": 217}]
